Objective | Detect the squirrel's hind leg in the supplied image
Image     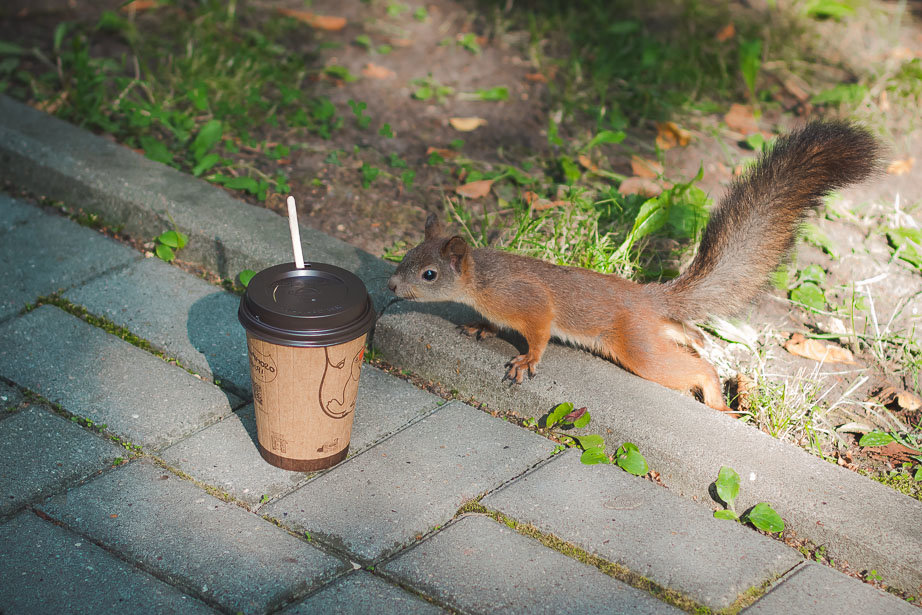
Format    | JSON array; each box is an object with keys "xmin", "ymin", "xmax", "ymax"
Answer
[{"xmin": 603, "ymin": 331, "xmax": 740, "ymax": 417}]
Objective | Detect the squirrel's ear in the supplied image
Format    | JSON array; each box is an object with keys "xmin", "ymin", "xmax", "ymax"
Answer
[
  {"xmin": 424, "ymin": 213, "xmax": 445, "ymax": 240},
  {"xmin": 441, "ymin": 236, "xmax": 469, "ymax": 274}
]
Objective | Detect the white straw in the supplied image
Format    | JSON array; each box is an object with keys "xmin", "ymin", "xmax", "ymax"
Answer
[{"xmin": 287, "ymin": 195, "xmax": 305, "ymax": 269}]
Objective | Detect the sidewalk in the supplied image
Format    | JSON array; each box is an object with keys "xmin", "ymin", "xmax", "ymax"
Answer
[{"xmin": 0, "ymin": 98, "xmax": 919, "ymax": 613}]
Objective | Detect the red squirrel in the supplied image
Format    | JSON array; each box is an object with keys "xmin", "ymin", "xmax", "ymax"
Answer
[{"xmin": 387, "ymin": 121, "xmax": 879, "ymax": 413}]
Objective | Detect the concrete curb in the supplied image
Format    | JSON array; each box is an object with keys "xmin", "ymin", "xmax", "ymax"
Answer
[{"xmin": 2, "ymin": 94, "xmax": 919, "ymax": 594}]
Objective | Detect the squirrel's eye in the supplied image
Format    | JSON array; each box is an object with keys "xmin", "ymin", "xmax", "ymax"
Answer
[{"xmin": 422, "ymin": 269, "xmax": 437, "ymax": 281}]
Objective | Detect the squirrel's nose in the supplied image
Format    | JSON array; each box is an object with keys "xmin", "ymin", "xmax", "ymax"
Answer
[{"xmin": 387, "ymin": 276, "xmax": 397, "ymax": 293}]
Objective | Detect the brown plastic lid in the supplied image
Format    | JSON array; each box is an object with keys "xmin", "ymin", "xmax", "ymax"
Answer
[{"xmin": 238, "ymin": 262, "xmax": 375, "ymax": 347}]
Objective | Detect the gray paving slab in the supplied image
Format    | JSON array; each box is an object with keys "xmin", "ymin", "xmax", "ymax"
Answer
[
  {"xmin": 0, "ymin": 512, "xmax": 216, "ymax": 614},
  {"xmin": 0, "ymin": 198, "xmax": 138, "ymax": 320},
  {"xmin": 285, "ymin": 570, "xmax": 448, "ymax": 614},
  {"xmin": 744, "ymin": 562, "xmax": 919, "ymax": 615},
  {"xmin": 0, "ymin": 193, "xmax": 37, "ymax": 229},
  {"xmin": 159, "ymin": 368, "xmax": 443, "ymax": 507},
  {"xmin": 384, "ymin": 514, "xmax": 681, "ymax": 614},
  {"xmin": 0, "ymin": 404, "xmax": 123, "ymax": 518},
  {"xmin": 264, "ymin": 401, "xmax": 556, "ymax": 561},
  {"xmin": 0, "ymin": 379, "xmax": 24, "ymax": 413},
  {"xmin": 63, "ymin": 257, "xmax": 252, "ymax": 396},
  {"xmin": 0, "ymin": 95, "xmax": 395, "ymax": 312},
  {"xmin": 482, "ymin": 449, "xmax": 800, "ymax": 609},
  {"xmin": 0, "ymin": 305, "xmax": 240, "ymax": 451},
  {"xmin": 39, "ymin": 458, "xmax": 348, "ymax": 614},
  {"xmin": 374, "ymin": 302, "xmax": 922, "ymax": 593}
]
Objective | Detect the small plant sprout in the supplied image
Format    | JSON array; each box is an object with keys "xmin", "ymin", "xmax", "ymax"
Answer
[
  {"xmin": 536, "ymin": 403, "xmax": 649, "ymax": 473},
  {"xmin": 155, "ymin": 229, "xmax": 188, "ymax": 262},
  {"xmin": 713, "ymin": 466, "xmax": 785, "ymax": 533}
]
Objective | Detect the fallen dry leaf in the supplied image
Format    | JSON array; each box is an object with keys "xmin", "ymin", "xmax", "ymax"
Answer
[
  {"xmin": 724, "ymin": 103, "xmax": 758, "ymax": 135},
  {"xmin": 525, "ymin": 72, "xmax": 547, "ymax": 83},
  {"xmin": 879, "ymin": 90, "xmax": 890, "ymax": 112},
  {"xmin": 715, "ymin": 23, "xmax": 735, "ymax": 42},
  {"xmin": 655, "ymin": 121, "xmax": 691, "ymax": 150},
  {"xmin": 864, "ymin": 441, "xmax": 920, "ymax": 464},
  {"xmin": 630, "ymin": 156, "xmax": 663, "ymax": 179},
  {"xmin": 523, "ymin": 191, "xmax": 540, "ymax": 205},
  {"xmin": 577, "ymin": 154, "xmax": 599, "ymax": 173},
  {"xmin": 426, "ymin": 147, "xmax": 459, "ymax": 159},
  {"xmin": 876, "ymin": 386, "xmax": 922, "ymax": 411},
  {"xmin": 362, "ymin": 63, "xmax": 395, "ymax": 80},
  {"xmin": 887, "ymin": 157, "xmax": 915, "ymax": 175},
  {"xmin": 455, "ymin": 179, "xmax": 494, "ymax": 199},
  {"xmin": 784, "ymin": 333, "xmax": 857, "ymax": 365},
  {"xmin": 276, "ymin": 9, "xmax": 346, "ymax": 31},
  {"xmin": 120, "ymin": 0, "xmax": 159, "ymax": 10},
  {"xmin": 449, "ymin": 117, "xmax": 487, "ymax": 132},
  {"xmin": 618, "ymin": 177, "xmax": 662, "ymax": 198}
]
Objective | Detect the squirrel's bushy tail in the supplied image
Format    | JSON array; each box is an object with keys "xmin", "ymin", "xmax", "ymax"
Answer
[{"xmin": 660, "ymin": 120, "xmax": 879, "ymax": 322}]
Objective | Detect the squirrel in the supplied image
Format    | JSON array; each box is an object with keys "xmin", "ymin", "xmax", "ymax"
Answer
[{"xmin": 387, "ymin": 121, "xmax": 879, "ymax": 413}]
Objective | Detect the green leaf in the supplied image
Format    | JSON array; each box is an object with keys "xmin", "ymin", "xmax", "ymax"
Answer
[
  {"xmin": 224, "ymin": 176, "xmax": 260, "ymax": 193},
  {"xmin": 545, "ymin": 402, "xmax": 574, "ymax": 429},
  {"xmin": 191, "ymin": 120, "xmax": 223, "ymax": 161},
  {"xmin": 474, "ymin": 86, "xmax": 509, "ymax": 101},
  {"xmin": 412, "ymin": 85, "xmax": 433, "ymax": 100},
  {"xmin": 360, "ymin": 163, "xmax": 380, "ymax": 189},
  {"xmin": 573, "ymin": 434, "xmax": 605, "ymax": 450},
  {"xmin": 580, "ymin": 448, "xmax": 611, "ymax": 465},
  {"xmin": 413, "ymin": 7, "xmax": 428, "ymax": 21},
  {"xmin": 810, "ymin": 83, "xmax": 868, "ymax": 106},
  {"xmin": 716, "ymin": 466, "xmax": 740, "ymax": 508},
  {"xmin": 559, "ymin": 156, "xmax": 581, "ymax": 184},
  {"xmin": 192, "ymin": 152, "xmax": 221, "ymax": 177},
  {"xmin": 798, "ymin": 264, "xmax": 826, "ymax": 286},
  {"xmin": 401, "ymin": 170, "xmax": 416, "ymax": 189},
  {"xmin": 238, "ymin": 269, "xmax": 256, "ymax": 288},
  {"xmin": 573, "ymin": 412, "xmax": 591, "ymax": 429},
  {"xmin": 744, "ymin": 502, "xmax": 785, "ymax": 533},
  {"xmin": 714, "ymin": 509, "xmax": 740, "ymax": 521},
  {"xmin": 157, "ymin": 230, "xmax": 188, "ymax": 249},
  {"xmin": 584, "ymin": 130, "xmax": 626, "ymax": 152},
  {"xmin": 354, "ymin": 34, "xmax": 372, "ymax": 50},
  {"xmin": 53, "ymin": 22, "xmax": 70, "ymax": 54},
  {"xmin": 802, "ymin": 223, "xmax": 837, "ymax": 258},
  {"xmin": 887, "ymin": 228, "xmax": 922, "ymax": 269},
  {"xmin": 155, "ymin": 243, "xmax": 175, "ymax": 262},
  {"xmin": 739, "ymin": 38, "xmax": 762, "ymax": 99},
  {"xmin": 858, "ymin": 431, "xmax": 896, "ymax": 447},
  {"xmin": 914, "ymin": 466, "xmax": 921, "ymax": 482},
  {"xmin": 325, "ymin": 65, "xmax": 358, "ymax": 82},
  {"xmin": 379, "ymin": 123, "xmax": 394, "ymax": 138},
  {"xmin": 0, "ymin": 41, "xmax": 27, "ymax": 56},
  {"xmin": 139, "ymin": 136, "xmax": 173, "ymax": 164},
  {"xmin": 744, "ymin": 133, "xmax": 765, "ymax": 151},
  {"xmin": 789, "ymin": 282, "xmax": 826, "ymax": 312},
  {"xmin": 803, "ymin": 0, "xmax": 855, "ymax": 20},
  {"xmin": 615, "ymin": 442, "xmax": 648, "ymax": 476}
]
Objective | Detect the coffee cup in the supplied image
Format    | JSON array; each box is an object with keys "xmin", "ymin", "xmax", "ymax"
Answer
[{"xmin": 238, "ymin": 262, "xmax": 375, "ymax": 471}]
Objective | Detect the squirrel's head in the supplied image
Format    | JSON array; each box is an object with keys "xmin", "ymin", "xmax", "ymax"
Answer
[{"xmin": 388, "ymin": 213, "xmax": 472, "ymax": 302}]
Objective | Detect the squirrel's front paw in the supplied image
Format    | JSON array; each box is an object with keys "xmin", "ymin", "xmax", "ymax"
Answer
[
  {"xmin": 503, "ymin": 354, "xmax": 537, "ymax": 384},
  {"xmin": 458, "ymin": 321, "xmax": 498, "ymax": 341}
]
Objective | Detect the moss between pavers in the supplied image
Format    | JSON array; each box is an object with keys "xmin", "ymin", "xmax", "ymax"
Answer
[
  {"xmin": 452, "ymin": 500, "xmax": 773, "ymax": 614},
  {"xmin": 20, "ymin": 388, "xmax": 142, "ymax": 465}
]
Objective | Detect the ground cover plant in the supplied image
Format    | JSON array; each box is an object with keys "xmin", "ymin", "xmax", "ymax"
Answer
[{"xmin": 0, "ymin": 0, "xmax": 920, "ymax": 499}]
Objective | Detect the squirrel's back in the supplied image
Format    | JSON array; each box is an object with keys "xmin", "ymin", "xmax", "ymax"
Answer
[{"xmin": 659, "ymin": 120, "xmax": 879, "ymax": 322}]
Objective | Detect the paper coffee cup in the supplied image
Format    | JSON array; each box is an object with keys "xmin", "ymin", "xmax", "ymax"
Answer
[{"xmin": 238, "ymin": 262, "xmax": 375, "ymax": 471}]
